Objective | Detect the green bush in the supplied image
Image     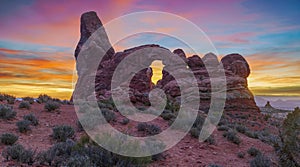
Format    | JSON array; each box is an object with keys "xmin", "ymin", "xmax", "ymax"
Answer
[
  {"xmin": 120, "ymin": 118, "xmax": 130, "ymax": 125},
  {"xmin": 52, "ymin": 125, "xmax": 75, "ymax": 142},
  {"xmin": 137, "ymin": 123, "xmax": 161, "ymax": 135},
  {"xmin": 0, "ymin": 94, "xmax": 5, "ymax": 101},
  {"xmin": 0, "ymin": 94, "xmax": 16, "ymax": 104},
  {"xmin": 37, "ymin": 94, "xmax": 52, "ymax": 103},
  {"xmin": 247, "ymin": 147, "xmax": 262, "ymax": 157},
  {"xmin": 101, "ymin": 109, "xmax": 116, "ymax": 122},
  {"xmin": 37, "ymin": 139, "xmax": 75, "ymax": 166},
  {"xmin": 217, "ymin": 125, "xmax": 229, "ymax": 131},
  {"xmin": 2, "ymin": 144, "xmax": 35, "ymax": 165},
  {"xmin": 279, "ymin": 107, "xmax": 300, "ymax": 166},
  {"xmin": 19, "ymin": 101, "xmax": 31, "ymax": 110},
  {"xmin": 237, "ymin": 152, "xmax": 245, "ymax": 158},
  {"xmin": 65, "ymin": 154, "xmax": 93, "ymax": 166},
  {"xmin": 193, "ymin": 114, "xmax": 205, "ymax": 129},
  {"xmin": 61, "ymin": 100, "xmax": 72, "ymax": 105},
  {"xmin": 22, "ymin": 97, "xmax": 34, "ymax": 104},
  {"xmin": 208, "ymin": 164, "xmax": 223, "ymax": 167},
  {"xmin": 204, "ymin": 135, "xmax": 215, "ymax": 145},
  {"xmin": 16, "ymin": 120, "xmax": 31, "ymax": 133},
  {"xmin": 160, "ymin": 110, "xmax": 176, "ymax": 121},
  {"xmin": 264, "ymin": 114, "xmax": 271, "ymax": 121},
  {"xmin": 250, "ymin": 154, "xmax": 271, "ymax": 167},
  {"xmin": 235, "ymin": 125, "xmax": 247, "ymax": 134},
  {"xmin": 0, "ymin": 133, "xmax": 18, "ymax": 145},
  {"xmin": 23, "ymin": 114, "xmax": 39, "ymax": 126},
  {"xmin": 98, "ymin": 98, "xmax": 115, "ymax": 110},
  {"xmin": 190, "ymin": 127, "xmax": 200, "ymax": 138},
  {"xmin": 37, "ymin": 138, "xmax": 153, "ymax": 166},
  {"xmin": 5, "ymin": 94, "xmax": 16, "ymax": 104},
  {"xmin": 44, "ymin": 101, "xmax": 60, "ymax": 112},
  {"xmin": 245, "ymin": 130, "xmax": 259, "ymax": 139},
  {"xmin": 0, "ymin": 104, "xmax": 16, "ymax": 120},
  {"xmin": 223, "ymin": 130, "xmax": 241, "ymax": 145}
]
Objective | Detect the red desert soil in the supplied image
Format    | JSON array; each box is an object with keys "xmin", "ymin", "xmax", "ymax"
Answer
[{"xmin": 0, "ymin": 101, "xmax": 279, "ymax": 166}]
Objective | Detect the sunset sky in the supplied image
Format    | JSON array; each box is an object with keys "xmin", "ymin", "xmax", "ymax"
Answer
[{"xmin": 0, "ymin": 0, "xmax": 299, "ymax": 99}]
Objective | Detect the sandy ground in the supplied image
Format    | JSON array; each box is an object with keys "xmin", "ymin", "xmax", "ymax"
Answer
[{"xmin": 0, "ymin": 101, "xmax": 279, "ymax": 166}]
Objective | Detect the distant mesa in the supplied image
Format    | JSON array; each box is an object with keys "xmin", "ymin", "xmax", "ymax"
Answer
[
  {"xmin": 73, "ymin": 11, "xmax": 259, "ymax": 113},
  {"xmin": 265, "ymin": 101, "xmax": 272, "ymax": 108}
]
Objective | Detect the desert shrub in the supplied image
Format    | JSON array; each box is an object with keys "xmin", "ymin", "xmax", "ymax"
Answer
[
  {"xmin": 121, "ymin": 118, "xmax": 130, "ymax": 125},
  {"xmin": 137, "ymin": 123, "xmax": 161, "ymax": 135},
  {"xmin": 279, "ymin": 107, "xmax": 300, "ymax": 166},
  {"xmin": 61, "ymin": 100, "xmax": 72, "ymax": 105},
  {"xmin": 75, "ymin": 135, "xmax": 95, "ymax": 148},
  {"xmin": 258, "ymin": 129, "xmax": 270, "ymax": 137},
  {"xmin": 52, "ymin": 125, "xmax": 75, "ymax": 142},
  {"xmin": 189, "ymin": 114, "xmax": 206, "ymax": 138},
  {"xmin": 37, "ymin": 94, "xmax": 52, "ymax": 103},
  {"xmin": 208, "ymin": 164, "xmax": 223, "ymax": 167},
  {"xmin": 16, "ymin": 120, "xmax": 31, "ymax": 133},
  {"xmin": 137, "ymin": 122, "xmax": 147, "ymax": 131},
  {"xmin": 0, "ymin": 104, "xmax": 16, "ymax": 120},
  {"xmin": 101, "ymin": 109, "xmax": 116, "ymax": 122},
  {"xmin": 0, "ymin": 133, "xmax": 18, "ymax": 145},
  {"xmin": 2, "ymin": 144, "xmax": 35, "ymax": 165},
  {"xmin": 204, "ymin": 135, "xmax": 215, "ymax": 145},
  {"xmin": 37, "ymin": 138, "xmax": 153, "ymax": 166},
  {"xmin": 218, "ymin": 116, "xmax": 228, "ymax": 126},
  {"xmin": 235, "ymin": 124, "xmax": 247, "ymax": 134},
  {"xmin": 5, "ymin": 94, "xmax": 16, "ymax": 104},
  {"xmin": 237, "ymin": 152, "xmax": 245, "ymax": 158},
  {"xmin": 65, "ymin": 154, "xmax": 93, "ymax": 166},
  {"xmin": 245, "ymin": 130, "xmax": 259, "ymax": 139},
  {"xmin": 247, "ymin": 147, "xmax": 262, "ymax": 157},
  {"xmin": 250, "ymin": 154, "xmax": 271, "ymax": 167},
  {"xmin": 18, "ymin": 101, "xmax": 31, "ymax": 110},
  {"xmin": 37, "ymin": 139, "xmax": 75, "ymax": 166},
  {"xmin": 0, "ymin": 94, "xmax": 5, "ymax": 101},
  {"xmin": 44, "ymin": 101, "xmax": 60, "ymax": 112},
  {"xmin": 193, "ymin": 114, "xmax": 205, "ymax": 129},
  {"xmin": 0, "ymin": 94, "xmax": 15, "ymax": 104},
  {"xmin": 161, "ymin": 112, "xmax": 176, "ymax": 120},
  {"xmin": 23, "ymin": 114, "xmax": 39, "ymax": 126},
  {"xmin": 223, "ymin": 130, "xmax": 241, "ymax": 145},
  {"xmin": 239, "ymin": 114, "xmax": 248, "ymax": 119},
  {"xmin": 165, "ymin": 99, "xmax": 180, "ymax": 112},
  {"xmin": 98, "ymin": 98, "xmax": 115, "ymax": 110},
  {"xmin": 22, "ymin": 97, "xmax": 34, "ymax": 104},
  {"xmin": 217, "ymin": 125, "xmax": 229, "ymax": 131},
  {"xmin": 190, "ymin": 127, "xmax": 200, "ymax": 138},
  {"xmin": 264, "ymin": 114, "xmax": 271, "ymax": 121}
]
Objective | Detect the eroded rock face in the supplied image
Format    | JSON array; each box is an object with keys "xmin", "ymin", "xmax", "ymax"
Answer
[
  {"xmin": 221, "ymin": 53, "xmax": 250, "ymax": 78},
  {"xmin": 95, "ymin": 44, "xmax": 165, "ymax": 104},
  {"xmin": 74, "ymin": 11, "xmax": 115, "ymax": 61},
  {"xmin": 74, "ymin": 11, "xmax": 259, "ymax": 113}
]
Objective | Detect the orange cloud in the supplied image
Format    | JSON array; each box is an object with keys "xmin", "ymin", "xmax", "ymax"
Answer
[
  {"xmin": 0, "ymin": 48, "xmax": 75, "ymax": 99},
  {"xmin": 245, "ymin": 52, "xmax": 300, "ymax": 96}
]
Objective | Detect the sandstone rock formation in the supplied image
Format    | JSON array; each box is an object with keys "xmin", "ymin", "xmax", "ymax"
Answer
[{"xmin": 74, "ymin": 11, "xmax": 259, "ymax": 113}]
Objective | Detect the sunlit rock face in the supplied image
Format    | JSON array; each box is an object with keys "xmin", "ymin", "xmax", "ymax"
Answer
[{"xmin": 74, "ymin": 11, "xmax": 259, "ymax": 113}]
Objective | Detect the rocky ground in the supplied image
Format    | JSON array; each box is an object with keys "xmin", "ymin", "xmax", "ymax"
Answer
[{"xmin": 0, "ymin": 100, "xmax": 282, "ymax": 166}]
